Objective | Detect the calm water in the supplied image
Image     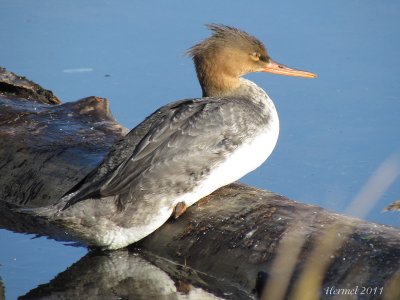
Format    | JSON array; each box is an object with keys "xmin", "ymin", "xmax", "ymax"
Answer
[{"xmin": 1, "ymin": 0, "xmax": 400, "ymax": 298}]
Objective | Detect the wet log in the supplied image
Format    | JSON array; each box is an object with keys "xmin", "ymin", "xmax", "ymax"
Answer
[
  {"xmin": 1, "ymin": 68, "xmax": 399, "ymax": 300},
  {"xmin": 0, "ymin": 68, "xmax": 128, "ymax": 207}
]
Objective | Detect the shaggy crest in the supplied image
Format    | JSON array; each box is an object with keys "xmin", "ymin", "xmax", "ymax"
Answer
[{"xmin": 187, "ymin": 24, "xmax": 269, "ymax": 61}]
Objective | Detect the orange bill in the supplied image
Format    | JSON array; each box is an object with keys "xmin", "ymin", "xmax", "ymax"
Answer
[{"xmin": 263, "ymin": 59, "xmax": 317, "ymax": 78}]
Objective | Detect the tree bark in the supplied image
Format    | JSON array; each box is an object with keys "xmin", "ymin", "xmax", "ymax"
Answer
[{"xmin": 1, "ymin": 68, "xmax": 399, "ymax": 299}]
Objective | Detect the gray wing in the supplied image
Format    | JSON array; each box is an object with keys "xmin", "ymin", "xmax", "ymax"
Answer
[
  {"xmin": 64, "ymin": 98, "xmax": 261, "ymax": 208},
  {"xmin": 61, "ymin": 99, "xmax": 193, "ymax": 200}
]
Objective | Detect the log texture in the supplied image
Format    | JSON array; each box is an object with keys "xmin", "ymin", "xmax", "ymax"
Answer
[{"xmin": 1, "ymin": 68, "xmax": 399, "ymax": 300}]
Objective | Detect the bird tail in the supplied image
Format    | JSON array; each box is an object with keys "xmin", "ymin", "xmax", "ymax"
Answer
[{"xmin": 14, "ymin": 204, "xmax": 58, "ymax": 219}]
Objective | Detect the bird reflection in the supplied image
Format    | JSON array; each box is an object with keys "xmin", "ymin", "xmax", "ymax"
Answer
[{"xmin": 19, "ymin": 249, "xmax": 225, "ymax": 299}]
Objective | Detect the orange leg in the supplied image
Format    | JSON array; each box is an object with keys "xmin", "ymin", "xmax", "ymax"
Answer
[{"xmin": 173, "ymin": 201, "xmax": 188, "ymax": 219}]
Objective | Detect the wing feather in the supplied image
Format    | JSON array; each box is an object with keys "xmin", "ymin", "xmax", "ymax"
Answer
[{"xmin": 63, "ymin": 97, "xmax": 264, "ymax": 209}]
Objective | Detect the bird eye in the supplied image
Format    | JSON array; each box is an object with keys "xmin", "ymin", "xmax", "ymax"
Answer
[{"xmin": 250, "ymin": 52, "xmax": 260, "ymax": 61}]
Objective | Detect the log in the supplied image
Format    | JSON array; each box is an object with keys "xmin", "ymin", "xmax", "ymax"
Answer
[
  {"xmin": 1, "ymin": 68, "xmax": 399, "ymax": 300},
  {"xmin": 0, "ymin": 67, "xmax": 128, "ymax": 207}
]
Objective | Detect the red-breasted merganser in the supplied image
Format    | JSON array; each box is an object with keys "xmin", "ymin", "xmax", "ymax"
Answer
[{"xmin": 33, "ymin": 24, "xmax": 316, "ymax": 249}]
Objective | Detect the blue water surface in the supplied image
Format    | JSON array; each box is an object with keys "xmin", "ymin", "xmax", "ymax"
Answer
[{"xmin": 1, "ymin": 0, "xmax": 399, "ymax": 298}]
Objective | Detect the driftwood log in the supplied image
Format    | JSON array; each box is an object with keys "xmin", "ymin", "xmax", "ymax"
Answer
[{"xmin": 1, "ymin": 67, "xmax": 399, "ymax": 300}]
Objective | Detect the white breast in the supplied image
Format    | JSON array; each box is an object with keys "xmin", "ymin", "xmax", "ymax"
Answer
[{"xmin": 175, "ymin": 100, "xmax": 279, "ymax": 207}]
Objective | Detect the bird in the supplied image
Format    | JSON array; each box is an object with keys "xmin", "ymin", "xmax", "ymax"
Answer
[{"xmin": 32, "ymin": 24, "xmax": 316, "ymax": 250}]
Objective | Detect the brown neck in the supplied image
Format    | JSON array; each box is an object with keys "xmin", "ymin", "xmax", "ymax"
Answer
[{"xmin": 193, "ymin": 52, "xmax": 243, "ymax": 98}]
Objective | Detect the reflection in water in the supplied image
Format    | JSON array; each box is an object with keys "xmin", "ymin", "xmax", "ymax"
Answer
[
  {"xmin": 19, "ymin": 250, "xmax": 225, "ymax": 300},
  {"xmin": 0, "ymin": 202, "xmax": 250, "ymax": 299}
]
